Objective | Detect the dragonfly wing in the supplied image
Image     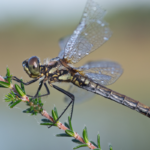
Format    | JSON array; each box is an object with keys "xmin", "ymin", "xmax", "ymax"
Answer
[
  {"xmin": 63, "ymin": 0, "xmax": 112, "ymax": 64},
  {"xmin": 76, "ymin": 60, "xmax": 123, "ymax": 86},
  {"xmin": 64, "ymin": 83, "xmax": 95, "ymax": 103},
  {"xmin": 58, "ymin": 35, "xmax": 71, "ymax": 59}
]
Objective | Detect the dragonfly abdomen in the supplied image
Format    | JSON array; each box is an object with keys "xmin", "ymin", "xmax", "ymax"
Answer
[{"xmin": 72, "ymin": 74, "xmax": 150, "ymax": 118}]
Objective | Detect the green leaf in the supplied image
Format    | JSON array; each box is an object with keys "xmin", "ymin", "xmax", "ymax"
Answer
[
  {"xmin": 83, "ymin": 127, "xmax": 89, "ymax": 143},
  {"xmin": 31, "ymin": 112, "xmax": 38, "ymax": 116},
  {"xmin": 52, "ymin": 109, "xmax": 58, "ymax": 122},
  {"xmin": 73, "ymin": 144, "xmax": 88, "ymax": 149},
  {"xmin": 38, "ymin": 93, "xmax": 43, "ymax": 105},
  {"xmin": 65, "ymin": 129, "xmax": 75, "ymax": 137},
  {"xmin": 54, "ymin": 106, "xmax": 58, "ymax": 118},
  {"xmin": 6, "ymin": 67, "xmax": 11, "ymax": 83},
  {"xmin": 97, "ymin": 134, "xmax": 101, "ymax": 149},
  {"xmin": 15, "ymin": 84, "xmax": 25, "ymax": 97},
  {"xmin": 5, "ymin": 98, "xmax": 12, "ymax": 102},
  {"xmin": 41, "ymin": 119, "xmax": 51, "ymax": 123},
  {"xmin": 20, "ymin": 79, "xmax": 25, "ymax": 94},
  {"xmin": 30, "ymin": 106, "xmax": 34, "ymax": 111},
  {"xmin": 8, "ymin": 101, "xmax": 13, "ymax": 106},
  {"xmin": 109, "ymin": 147, "xmax": 113, "ymax": 150},
  {"xmin": 0, "ymin": 84, "xmax": 6, "ymax": 88},
  {"xmin": 64, "ymin": 122, "xmax": 70, "ymax": 129},
  {"xmin": 9, "ymin": 100, "xmax": 22, "ymax": 108},
  {"xmin": 84, "ymin": 126, "xmax": 88, "ymax": 139},
  {"xmin": 72, "ymin": 139, "xmax": 83, "ymax": 144},
  {"xmin": 68, "ymin": 116, "xmax": 73, "ymax": 131},
  {"xmin": 93, "ymin": 149, "xmax": 100, "ymax": 150},
  {"xmin": 40, "ymin": 122, "xmax": 55, "ymax": 126},
  {"xmin": 90, "ymin": 141, "xmax": 98, "ymax": 148},
  {"xmin": 5, "ymin": 92, "xmax": 16, "ymax": 102},
  {"xmin": 23, "ymin": 108, "xmax": 32, "ymax": 113},
  {"xmin": 109, "ymin": 144, "xmax": 113, "ymax": 150},
  {"xmin": 0, "ymin": 81, "xmax": 10, "ymax": 88},
  {"xmin": 56, "ymin": 133, "xmax": 71, "ymax": 137}
]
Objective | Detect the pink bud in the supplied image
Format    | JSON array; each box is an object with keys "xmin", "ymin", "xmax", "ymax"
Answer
[{"xmin": 0, "ymin": 75, "xmax": 5, "ymax": 82}]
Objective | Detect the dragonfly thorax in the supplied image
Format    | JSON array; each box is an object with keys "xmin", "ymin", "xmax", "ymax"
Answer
[{"xmin": 46, "ymin": 58, "xmax": 72, "ymax": 83}]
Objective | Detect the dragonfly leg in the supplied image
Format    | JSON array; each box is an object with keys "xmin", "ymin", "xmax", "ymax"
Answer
[
  {"xmin": 11, "ymin": 76, "xmax": 39, "ymax": 85},
  {"xmin": 27, "ymin": 82, "xmax": 50, "ymax": 99},
  {"xmin": 31, "ymin": 81, "xmax": 50, "ymax": 99},
  {"xmin": 48, "ymin": 84, "xmax": 75, "ymax": 128}
]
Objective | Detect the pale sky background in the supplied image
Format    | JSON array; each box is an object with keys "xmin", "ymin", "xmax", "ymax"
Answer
[{"xmin": 0, "ymin": 0, "xmax": 150, "ymax": 26}]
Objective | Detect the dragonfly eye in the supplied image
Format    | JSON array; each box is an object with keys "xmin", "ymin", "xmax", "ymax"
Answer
[{"xmin": 27, "ymin": 56, "xmax": 40, "ymax": 76}]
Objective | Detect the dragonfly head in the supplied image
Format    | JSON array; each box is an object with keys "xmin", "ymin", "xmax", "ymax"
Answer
[{"xmin": 22, "ymin": 56, "xmax": 41, "ymax": 78}]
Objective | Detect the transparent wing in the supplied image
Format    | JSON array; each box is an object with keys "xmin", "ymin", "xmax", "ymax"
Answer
[
  {"xmin": 76, "ymin": 60, "xmax": 123, "ymax": 86},
  {"xmin": 63, "ymin": 0, "xmax": 112, "ymax": 64},
  {"xmin": 64, "ymin": 83, "xmax": 94, "ymax": 104},
  {"xmin": 58, "ymin": 36, "xmax": 71, "ymax": 59}
]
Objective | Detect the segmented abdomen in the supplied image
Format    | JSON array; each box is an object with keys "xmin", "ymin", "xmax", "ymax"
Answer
[{"xmin": 71, "ymin": 74, "xmax": 150, "ymax": 118}]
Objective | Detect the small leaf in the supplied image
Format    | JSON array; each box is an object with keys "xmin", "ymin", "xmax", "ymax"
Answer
[
  {"xmin": 40, "ymin": 122, "xmax": 55, "ymax": 126},
  {"xmin": 93, "ymin": 149, "xmax": 100, "ymax": 150},
  {"xmin": 90, "ymin": 141, "xmax": 98, "ymax": 148},
  {"xmin": 38, "ymin": 93, "xmax": 43, "ymax": 105},
  {"xmin": 20, "ymin": 79, "xmax": 25, "ymax": 94},
  {"xmin": 30, "ymin": 106, "xmax": 34, "ymax": 111},
  {"xmin": 84, "ymin": 126, "xmax": 88, "ymax": 139},
  {"xmin": 68, "ymin": 116, "xmax": 73, "ymax": 131},
  {"xmin": 73, "ymin": 144, "xmax": 88, "ymax": 149},
  {"xmin": 15, "ymin": 84, "xmax": 25, "ymax": 97},
  {"xmin": 6, "ymin": 67, "xmax": 11, "ymax": 83},
  {"xmin": 56, "ymin": 133, "xmax": 71, "ymax": 137},
  {"xmin": 41, "ymin": 119, "xmax": 51, "ymax": 123},
  {"xmin": 65, "ymin": 129, "xmax": 75, "ymax": 137},
  {"xmin": 23, "ymin": 108, "xmax": 32, "ymax": 113},
  {"xmin": 0, "ymin": 81, "xmax": 10, "ymax": 88},
  {"xmin": 9, "ymin": 100, "xmax": 22, "ymax": 108},
  {"xmin": 33, "ymin": 112, "xmax": 38, "ymax": 116},
  {"xmin": 5, "ymin": 98, "xmax": 12, "ymax": 102},
  {"xmin": 8, "ymin": 101, "xmax": 13, "ymax": 106},
  {"xmin": 64, "ymin": 122, "xmax": 70, "ymax": 129},
  {"xmin": 0, "ymin": 84, "xmax": 6, "ymax": 88},
  {"xmin": 109, "ymin": 143, "xmax": 113, "ymax": 150},
  {"xmin": 83, "ymin": 127, "xmax": 89, "ymax": 143},
  {"xmin": 38, "ymin": 93, "xmax": 41, "ymax": 100},
  {"xmin": 97, "ymin": 134, "xmax": 101, "ymax": 149},
  {"xmin": 72, "ymin": 139, "xmax": 83, "ymax": 144},
  {"xmin": 109, "ymin": 147, "xmax": 113, "ymax": 150},
  {"xmin": 54, "ymin": 106, "xmax": 58, "ymax": 118},
  {"xmin": 52, "ymin": 109, "xmax": 58, "ymax": 122}
]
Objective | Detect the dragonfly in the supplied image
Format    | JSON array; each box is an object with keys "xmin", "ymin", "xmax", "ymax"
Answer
[{"xmin": 12, "ymin": 0, "xmax": 150, "ymax": 122}]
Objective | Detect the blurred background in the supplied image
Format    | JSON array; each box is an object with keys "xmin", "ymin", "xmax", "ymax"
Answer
[{"xmin": 0, "ymin": 0, "xmax": 150, "ymax": 150}]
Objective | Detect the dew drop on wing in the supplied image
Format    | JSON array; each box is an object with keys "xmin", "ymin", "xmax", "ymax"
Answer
[
  {"xmin": 111, "ymin": 71, "xmax": 114, "ymax": 74},
  {"xmin": 104, "ymin": 37, "xmax": 109, "ymax": 41},
  {"xmin": 101, "ymin": 23, "xmax": 105, "ymax": 27},
  {"xmin": 97, "ymin": 20, "xmax": 101, "ymax": 24},
  {"xmin": 101, "ymin": 80, "xmax": 104, "ymax": 84}
]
